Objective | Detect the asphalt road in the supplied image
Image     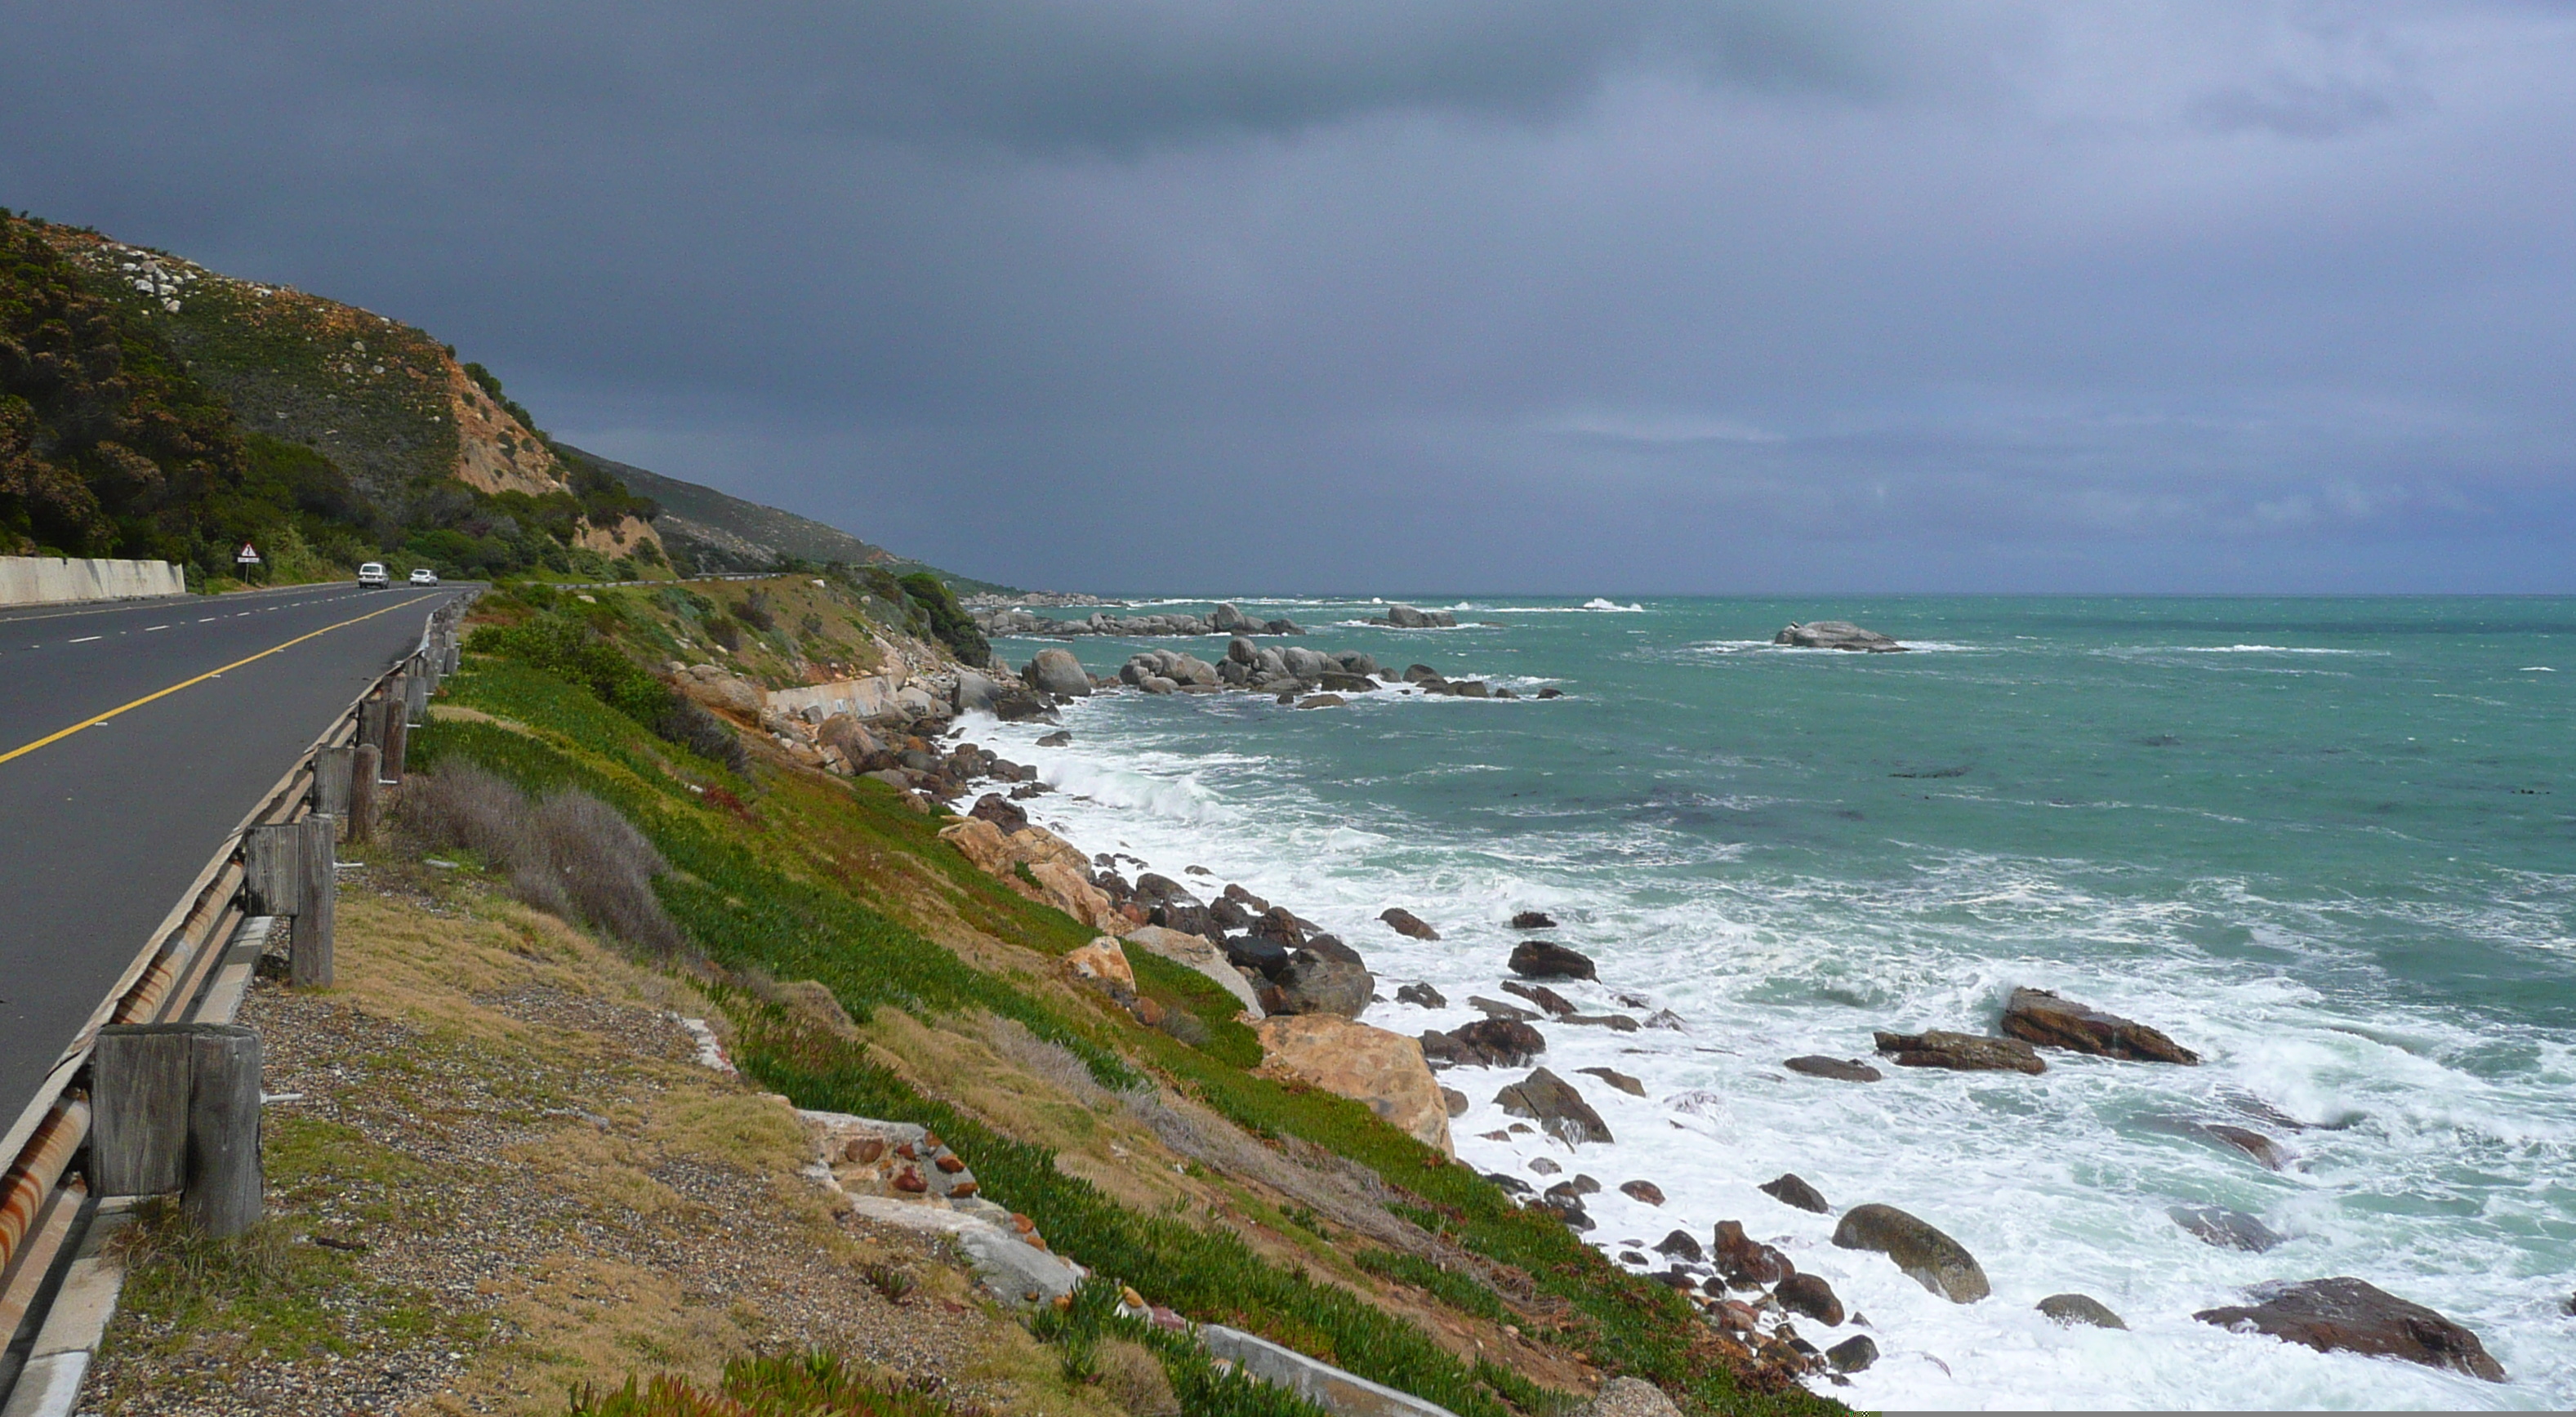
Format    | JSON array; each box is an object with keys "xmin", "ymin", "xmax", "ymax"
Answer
[{"xmin": 0, "ymin": 581, "xmax": 469, "ymax": 1130}]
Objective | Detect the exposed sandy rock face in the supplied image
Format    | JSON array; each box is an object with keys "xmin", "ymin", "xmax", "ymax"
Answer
[
  {"xmin": 937, "ymin": 818, "xmax": 1130, "ymax": 935},
  {"xmin": 574, "ymin": 513, "xmax": 665, "ymax": 559},
  {"xmin": 1062, "ymin": 938, "xmax": 1136, "ymax": 991},
  {"xmin": 447, "ymin": 362, "xmax": 572, "ymax": 497},
  {"xmin": 1255, "ymin": 1014, "xmax": 1453, "ymax": 1156}
]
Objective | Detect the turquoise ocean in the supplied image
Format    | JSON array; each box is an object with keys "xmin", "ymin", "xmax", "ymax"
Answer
[{"xmin": 980, "ymin": 596, "xmax": 2573, "ymax": 1410}]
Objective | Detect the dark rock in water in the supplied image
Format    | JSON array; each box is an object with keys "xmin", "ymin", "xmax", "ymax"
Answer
[
  {"xmin": 1485, "ymin": 1172, "xmax": 1532, "ymax": 1196},
  {"xmin": 1785, "ymin": 1055, "xmax": 1883, "ymax": 1083},
  {"xmin": 1006, "ymin": 782, "xmax": 1050, "ymax": 800},
  {"xmin": 1395, "ymin": 982, "xmax": 1447, "ymax": 1009},
  {"xmin": 1562, "ymin": 1013, "xmax": 1642, "ymax": 1033},
  {"xmin": 1208, "ymin": 896, "xmax": 1253, "ymax": 932},
  {"xmin": 1650, "ymin": 1268, "xmax": 1697, "ymax": 1291},
  {"xmin": 1760, "ymin": 1173, "xmax": 1830, "ymax": 1214},
  {"xmin": 1380, "ymin": 604, "xmax": 1459, "ymax": 629},
  {"xmin": 1712, "ymin": 1220, "xmax": 1794, "ymax": 1286},
  {"xmin": 1502, "ymin": 979, "xmax": 1577, "ymax": 1016},
  {"xmin": 1620, "ymin": 1179, "xmax": 1665, "ymax": 1205},
  {"xmin": 2001, "ymin": 987, "xmax": 2199, "ymax": 1063},
  {"xmin": 1467, "ymin": 996, "xmax": 1542, "ymax": 1023},
  {"xmin": 1379, "ymin": 907, "xmax": 1441, "ymax": 941},
  {"xmin": 1223, "ymin": 934, "xmax": 1292, "ymax": 980},
  {"xmin": 1334, "ymin": 652, "xmax": 1381, "ymax": 676},
  {"xmin": 2172, "ymin": 1205, "xmax": 2287, "ymax": 1252},
  {"xmin": 1451, "ymin": 680, "xmax": 1490, "ymax": 698},
  {"xmin": 1550, "ymin": 1173, "xmax": 1600, "ymax": 1198},
  {"xmin": 1420, "ymin": 1018, "xmax": 1547, "ymax": 1068},
  {"xmin": 1656, "ymin": 1229, "xmax": 1704, "ymax": 1261},
  {"xmin": 2037, "ymin": 1293, "xmax": 2128, "ymax": 1330},
  {"xmin": 1403, "ymin": 663, "xmax": 1443, "ymax": 683},
  {"xmin": 2196, "ymin": 1277, "xmax": 2504, "ymax": 1382},
  {"xmin": 1440, "ymin": 1087, "xmax": 1468, "ymax": 1117},
  {"xmin": 968, "ymin": 792, "xmax": 1028, "ymax": 834},
  {"xmin": 1317, "ymin": 671, "xmax": 1379, "ymax": 693},
  {"xmin": 1776, "ymin": 1272, "xmax": 1846, "ymax": 1326},
  {"xmin": 1036, "ymin": 729, "xmax": 1072, "ymax": 747},
  {"xmin": 1263, "ymin": 950, "xmax": 1372, "ymax": 1018},
  {"xmin": 1295, "ymin": 693, "xmax": 1345, "ymax": 709},
  {"xmin": 1511, "ymin": 911, "xmax": 1558, "ymax": 929},
  {"xmin": 1510, "ymin": 940, "xmax": 1598, "ymax": 981},
  {"xmin": 1250, "ymin": 905, "xmax": 1308, "ymax": 949},
  {"xmin": 2206, "ymin": 1124, "xmax": 2291, "ymax": 1171},
  {"xmin": 1221, "ymin": 882, "xmax": 1269, "ymax": 911},
  {"xmin": 1873, "ymin": 1030, "xmax": 2046, "ymax": 1074},
  {"xmin": 1537, "ymin": 1194, "xmax": 1593, "ymax": 1231},
  {"xmin": 1825, "ymin": 1335, "xmax": 1879, "ymax": 1374},
  {"xmin": 1298, "ymin": 933, "xmax": 1366, "ymax": 968},
  {"xmin": 1535, "ymin": 687, "xmax": 1563, "ymax": 699},
  {"xmin": 1832, "ymin": 1203, "xmax": 1990, "ymax": 1303},
  {"xmin": 1495, "ymin": 1067, "xmax": 1613, "ymax": 1144},
  {"xmin": 1210, "ymin": 603, "xmax": 1254, "ymax": 633},
  {"xmin": 1773, "ymin": 620, "xmax": 1905, "ymax": 652},
  {"xmin": 1576, "ymin": 1066, "xmax": 1646, "ymax": 1097}
]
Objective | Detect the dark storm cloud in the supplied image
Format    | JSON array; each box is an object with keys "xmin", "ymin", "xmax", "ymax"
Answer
[{"xmin": 2, "ymin": 1, "xmax": 2570, "ymax": 591}]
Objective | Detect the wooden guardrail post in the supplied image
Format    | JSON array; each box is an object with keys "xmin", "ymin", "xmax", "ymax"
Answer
[
  {"xmin": 91, "ymin": 1023, "xmax": 264, "ymax": 1237},
  {"xmin": 314, "ymin": 744, "xmax": 355, "ymax": 822},
  {"xmin": 382, "ymin": 675, "xmax": 410, "ymax": 782},
  {"xmin": 185, "ymin": 1025, "xmax": 262, "ymax": 1237},
  {"xmin": 349, "ymin": 743, "xmax": 381, "ymax": 843},
  {"xmin": 295, "ymin": 813, "xmax": 336, "ymax": 988},
  {"xmin": 90, "ymin": 1026, "xmax": 191, "ymax": 1196},
  {"xmin": 243, "ymin": 823, "xmax": 303, "ymax": 918},
  {"xmin": 405, "ymin": 655, "xmax": 430, "ymax": 724}
]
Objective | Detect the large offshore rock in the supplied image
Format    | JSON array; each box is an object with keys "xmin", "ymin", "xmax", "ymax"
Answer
[
  {"xmin": 1495, "ymin": 1067, "xmax": 1613, "ymax": 1145},
  {"xmin": 1509, "ymin": 940, "xmax": 1598, "ymax": 981},
  {"xmin": 2195, "ymin": 1277, "xmax": 2504, "ymax": 1382},
  {"xmin": 1772, "ymin": 620, "xmax": 1905, "ymax": 651},
  {"xmin": 1418, "ymin": 1018, "xmax": 1546, "ymax": 1068},
  {"xmin": 1023, "ymin": 648, "xmax": 1093, "ymax": 697},
  {"xmin": 1832, "ymin": 1203, "xmax": 1990, "ymax": 1303},
  {"xmin": 1257, "ymin": 1014, "xmax": 1451, "ymax": 1155},
  {"xmin": 2001, "ymin": 987, "xmax": 2199, "ymax": 1063},
  {"xmin": 2038, "ymin": 1293, "xmax": 2128, "ymax": 1330},
  {"xmin": 1874, "ymin": 1029, "xmax": 2046, "ymax": 1074}
]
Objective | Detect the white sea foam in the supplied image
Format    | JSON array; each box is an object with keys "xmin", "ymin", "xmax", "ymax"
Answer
[{"xmin": 949, "ymin": 683, "xmax": 2572, "ymax": 1411}]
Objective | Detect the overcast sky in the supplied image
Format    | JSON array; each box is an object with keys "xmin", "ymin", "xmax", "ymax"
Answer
[{"xmin": 6, "ymin": 2, "xmax": 2572, "ymax": 593}]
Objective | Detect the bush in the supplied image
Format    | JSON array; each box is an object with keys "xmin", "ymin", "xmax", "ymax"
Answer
[
  {"xmin": 570, "ymin": 1352, "xmax": 955, "ymax": 1415},
  {"xmin": 896, "ymin": 572, "xmax": 991, "ymax": 666},
  {"xmin": 396, "ymin": 763, "xmax": 690, "ymax": 961},
  {"xmin": 653, "ymin": 697, "xmax": 750, "ymax": 774}
]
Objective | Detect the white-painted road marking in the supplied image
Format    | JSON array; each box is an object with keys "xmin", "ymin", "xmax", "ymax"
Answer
[{"xmin": 68, "ymin": 635, "xmax": 100, "ymax": 644}]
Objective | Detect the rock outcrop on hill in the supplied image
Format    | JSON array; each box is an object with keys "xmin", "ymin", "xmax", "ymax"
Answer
[{"xmin": 1256, "ymin": 1015, "xmax": 1452, "ymax": 1155}]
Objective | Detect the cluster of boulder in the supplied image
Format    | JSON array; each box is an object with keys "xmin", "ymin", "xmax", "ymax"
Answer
[
  {"xmin": 1369, "ymin": 604, "xmax": 1460, "ymax": 628},
  {"xmin": 1016, "ymin": 640, "xmax": 1561, "ymax": 708},
  {"xmin": 975, "ymin": 601, "xmax": 1304, "ymax": 639},
  {"xmin": 1772, "ymin": 620, "xmax": 1906, "ymax": 652}
]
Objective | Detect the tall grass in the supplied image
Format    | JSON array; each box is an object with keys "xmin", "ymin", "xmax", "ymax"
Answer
[{"xmin": 395, "ymin": 761, "xmax": 689, "ymax": 962}]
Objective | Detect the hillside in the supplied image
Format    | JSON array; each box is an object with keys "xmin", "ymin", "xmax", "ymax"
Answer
[{"xmin": 581, "ymin": 448, "xmax": 1017, "ymax": 596}]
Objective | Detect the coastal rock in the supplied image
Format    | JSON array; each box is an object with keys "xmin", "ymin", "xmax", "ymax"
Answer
[
  {"xmin": 1655, "ymin": 1229, "xmax": 1704, "ymax": 1262},
  {"xmin": 1024, "ymin": 648, "xmax": 1093, "ymax": 698},
  {"xmin": 818, "ymin": 714, "xmax": 885, "ymax": 767},
  {"xmin": 1281, "ymin": 645, "xmax": 1331, "ymax": 679},
  {"xmin": 1036, "ymin": 729, "xmax": 1072, "ymax": 747},
  {"xmin": 1832, "ymin": 1204, "xmax": 1990, "ymax": 1303},
  {"xmin": 2001, "ymin": 987, "xmax": 2199, "ymax": 1063},
  {"xmin": 1824, "ymin": 1335, "xmax": 1879, "ymax": 1374},
  {"xmin": 1224, "ymin": 934, "xmax": 1293, "ymax": 980},
  {"xmin": 1776, "ymin": 1272, "xmax": 1846, "ymax": 1326},
  {"xmin": 2171, "ymin": 1205, "xmax": 2287, "ymax": 1252},
  {"xmin": 1560, "ymin": 1012, "xmax": 1641, "ymax": 1032},
  {"xmin": 1782, "ymin": 1061, "xmax": 1885, "ymax": 1081},
  {"xmin": 1316, "ymin": 671, "xmax": 1379, "ymax": 693},
  {"xmin": 1575, "ymin": 1066, "xmax": 1646, "ymax": 1097},
  {"xmin": 2195, "ymin": 1278, "xmax": 2504, "ymax": 1382},
  {"xmin": 968, "ymin": 792, "xmax": 1029, "ymax": 834},
  {"xmin": 1495, "ymin": 1067, "xmax": 1613, "ymax": 1145},
  {"xmin": 1712, "ymin": 1220, "xmax": 1794, "ymax": 1287},
  {"xmin": 1442, "ymin": 1087, "xmax": 1468, "ymax": 1117},
  {"xmin": 938, "ymin": 817, "xmax": 1020, "ymax": 877},
  {"xmin": 1619, "ymin": 1179, "xmax": 1665, "ymax": 1205},
  {"xmin": 1509, "ymin": 940, "xmax": 1598, "ymax": 981},
  {"xmin": 1873, "ymin": 1030, "xmax": 2046, "ymax": 1074},
  {"xmin": 1063, "ymin": 938, "xmax": 1136, "ymax": 991},
  {"xmin": 1502, "ymin": 980, "xmax": 1576, "ymax": 1016},
  {"xmin": 1030, "ymin": 861, "xmax": 1126, "ymax": 934},
  {"xmin": 1210, "ymin": 602, "xmax": 1253, "ymax": 633},
  {"xmin": 1510, "ymin": 911, "xmax": 1558, "ymax": 929},
  {"xmin": 2038, "ymin": 1294, "xmax": 2128, "ymax": 1330},
  {"xmin": 1263, "ymin": 950, "xmax": 1374, "ymax": 1018},
  {"xmin": 1467, "ymin": 996, "xmax": 1540, "ymax": 1023},
  {"xmin": 1395, "ymin": 982, "xmax": 1447, "ymax": 1009},
  {"xmin": 1568, "ymin": 1376, "xmax": 1684, "ymax": 1417},
  {"xmin": 1379, "ymin": 907, "xmax": 1441, "ymax": 941},
  {"xmin": 1295, "ymin": 932, "xmax": 1366, "ymax": 968},
  {"xmin": 1379, "ymin": 604, "xmax": 1459, "ymax": 629},
  {"xmin": 1419, "ymin": 1018, "xmax": 1546, "ymax": 1068},
  {"xmin": 1256, "ymin": 1014, "xmax": 1452, "ymax": 1155},
  {"xmin": 1772, "ymin": 620, "xmax": 1905, "ymax": 652},
  {"xmin": 2207, "ymin": 1124, "xmax": 2292, "ymax": 1171},
  {"xmin": 1122, "ymin": 925, "xmax": 1264, "ymax": 1018},
  {"xmin": 1760, "ymin": 1173, "xmax": 1830, "ymax": 1214},
  {"xmin": 1295, "ymin": 694, "xmax": 1345, "ymax": 709}
]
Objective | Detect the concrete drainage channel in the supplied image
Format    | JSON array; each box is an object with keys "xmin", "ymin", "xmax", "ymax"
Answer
[
  {"xmin": 0, "ymin": 595, "xmax": 474, "ymax": 1416},
  {"xmin": 794, "ymin": 1109, "xmax": 1462, "ymax": 1417}
]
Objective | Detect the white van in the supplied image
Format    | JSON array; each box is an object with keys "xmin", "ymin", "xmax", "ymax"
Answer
[{"xmin": 357, "ymin": 562, "xmax": 389, "ymax": 587}]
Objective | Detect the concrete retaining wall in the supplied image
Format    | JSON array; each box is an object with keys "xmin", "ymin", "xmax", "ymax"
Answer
[
  {"xmin": 767, "ymin": 675, "xmax": 910, "ymax": 722},
  {"xmin": 1198, "ymin": 1326, "xmax": 1460, "ymax": 1417},
  {"xmin": 0, "ymin": 557, "xmax": 187, "ymax": 607}
]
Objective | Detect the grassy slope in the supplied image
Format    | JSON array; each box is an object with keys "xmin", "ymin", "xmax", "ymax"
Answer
[{"xmin": 419, "ymin": 589, "xmax": 1845, "ymax": 1417}]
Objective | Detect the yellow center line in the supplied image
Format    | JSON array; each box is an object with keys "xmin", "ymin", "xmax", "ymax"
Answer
[{"xmin": 0, "ymin": 594, "xmax": 438, "ymax": 768}]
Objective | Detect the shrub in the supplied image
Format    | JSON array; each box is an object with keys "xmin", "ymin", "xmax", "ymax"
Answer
[
  {"xmin": 653, "ymin": 697, "xmax": 749, "ymax": 774},
  {"xmin": 396, "ymin": 763, "xmax": 690, "ymax": 961},
  {"xmin": 569, "ymin": 1352, "xmax": 955, "ymax": 1415},
  {"xmin": 896, "ymin": 572, "xmax": 991, "ymax": 666}
]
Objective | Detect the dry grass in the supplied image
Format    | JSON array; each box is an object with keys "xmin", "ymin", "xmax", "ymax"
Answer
[{"xmin": 397, "ymin": 762, "xmax": 692, "ymax": 962}]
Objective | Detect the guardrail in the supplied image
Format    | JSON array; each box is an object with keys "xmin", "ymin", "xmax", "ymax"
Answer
[{"xmin": 0, "ymin": 590, "xmax": 477, "ymax": 1411}]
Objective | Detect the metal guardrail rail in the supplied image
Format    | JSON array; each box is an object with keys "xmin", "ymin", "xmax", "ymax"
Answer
[{"xmin": 0, "ymin": 590, "xmax": 477, "ymax": 1411}]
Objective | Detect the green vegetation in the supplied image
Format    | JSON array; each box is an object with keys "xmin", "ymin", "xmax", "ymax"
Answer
[
  {"xmin": 571, "ymin": 1353, "xmax": 960, "ymax": 1416},
  {"xmin": 412, "ymin": 582, "xmax": 1838, "ymax": 1417},
  {"xmin": 898, "ymin": 570, "xmax": 994, "ymax": 666}
]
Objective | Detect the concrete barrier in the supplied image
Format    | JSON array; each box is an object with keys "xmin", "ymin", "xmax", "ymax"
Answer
[
  {"xmin": 0, "ymin": 557, "xmax": 186, "ymax": 607},
  {"xmin": 1198, "ymin": 1326, "xmax": 1460, "ymax": 1417},
  {"xmin": 766, "ymin": 675, "xmax": 898, "ymax": 722}
]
